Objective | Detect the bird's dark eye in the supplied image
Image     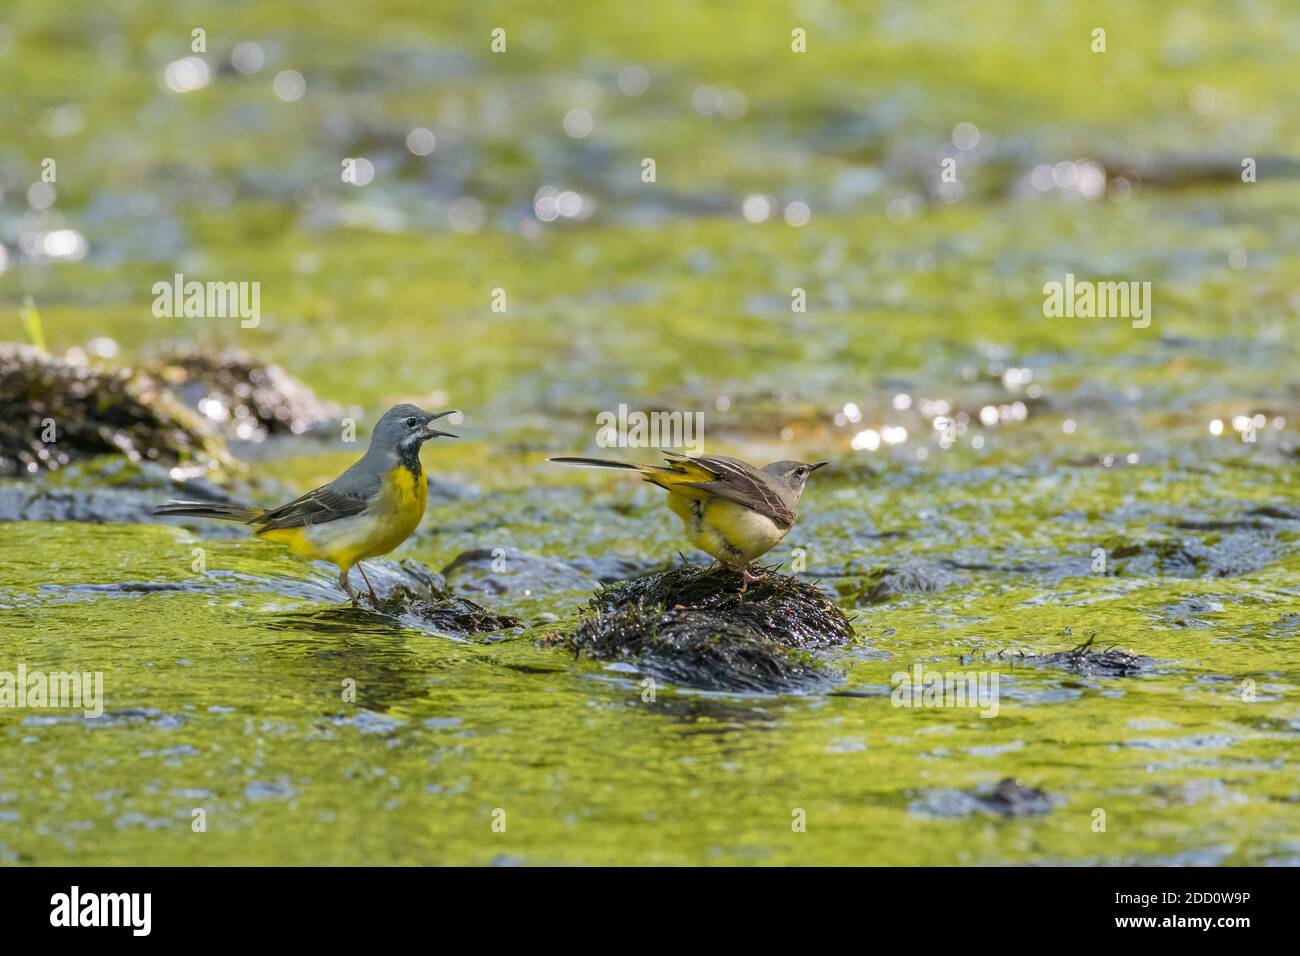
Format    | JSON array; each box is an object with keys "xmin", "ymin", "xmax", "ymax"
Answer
[
  {"xmin": 796, "ymin": 467, "xmax": 807, "ymax": 478},
  {"xmin": 404, "ymin": 417, "xmax": 418, "ymax": 429}
]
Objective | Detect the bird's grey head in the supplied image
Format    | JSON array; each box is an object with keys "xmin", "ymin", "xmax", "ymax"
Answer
[
  {"xmin": 763, "ymin": 459, "xmax": 829, "ymax": 499},
  {"xmin": 368, "ymin": 404, "xmax": 458, "ymax": 457}
]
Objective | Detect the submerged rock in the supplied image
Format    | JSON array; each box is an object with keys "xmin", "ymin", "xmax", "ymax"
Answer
[
  {"xmin": 843, "ymin": 559, "xmax": 965, "ymax": 605},
  {"xmin": 910, "ymin": 777, "xmax": 1062, "ymax": 819},
  {"xmin": 151, "ymin": 346, "xmax": 340, "ymax": 441},
  {"xmin": 1103, "ymin": 531, "xmax": 1276, "ymax": 578},
  {"xmin": 441, "ymin": 546, "xmax": 600, "ymax": 596},
  {"xmin": 1248, "ymin": 504, "xmax": 1300, "ymax": 522},
  {"xmin": 543, "ymin": 564, "xmax": 857, "ymax": 693},
  {"xmin": 0, "ymin": 343, "xmax": 227, "ymax": 477},
  {"xmin": 565, "ymin": 553, "xmax": 659, "ymax": 584}
]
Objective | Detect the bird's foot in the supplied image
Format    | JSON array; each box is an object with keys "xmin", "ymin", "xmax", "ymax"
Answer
[{"xmin": 728, "ymin": 563, "xmax": 763, "ymax": 593}]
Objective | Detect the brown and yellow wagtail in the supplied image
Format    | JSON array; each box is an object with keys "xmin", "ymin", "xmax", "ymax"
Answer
[
  {"xmin": 153, "ymin": 404, "xmax": 457, "ymax": 605},
  {"xmin": 550, "ymin": 452, "xmax": 827, "ymax": 589}
]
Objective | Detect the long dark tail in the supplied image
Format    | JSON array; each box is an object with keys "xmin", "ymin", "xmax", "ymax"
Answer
[
  {"xmin": 152, "ymin": 501, "xmax": 263, "ymax": 523},
  {"xmin": 548, "ymin": 456, "xmax": 648, "ymax": 471}
]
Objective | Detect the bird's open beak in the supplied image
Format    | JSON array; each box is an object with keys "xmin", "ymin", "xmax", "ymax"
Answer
[
  {"xmin": 807, "ymin": 460, "xmax": 829, "ymax": 472},
  {"xmin": 423, "ymin": 409, "xmax": 459, "ymax": 440}
]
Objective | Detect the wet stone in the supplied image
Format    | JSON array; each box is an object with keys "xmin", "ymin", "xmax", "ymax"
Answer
[
  {"xmin": 395, "ymin": 594, "xmax": 522, "ymax": 636},
  {"xmin": 1, "ymin": 457, "xmax": 241, "ymax": 527},
  {"xmin": 441, "ymin": 546, "xmax": 600, "ymax": 596},
  {"xmin": 0, "ymin": 485, "xmax": 166, "ymax": 524},
  {"xmin": 565, "ymin": 553, "xmax": 659, "ymax": 584}
]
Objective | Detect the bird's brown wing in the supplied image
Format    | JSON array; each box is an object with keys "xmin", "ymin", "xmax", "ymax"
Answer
[
  {"xmin": 668, "ymin": 453, "xmax": 797, "ymax": 528},
  {"xmin": 254, "ymin": 485, "xmax": 370, "ymax": 531}
]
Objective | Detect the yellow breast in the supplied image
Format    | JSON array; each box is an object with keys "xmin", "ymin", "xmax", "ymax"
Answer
[{"xmin": 365, "ymin": 464, "xmax": 427, "ymax": 555}]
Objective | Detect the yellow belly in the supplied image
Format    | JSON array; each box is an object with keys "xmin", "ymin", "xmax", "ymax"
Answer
[
  {"xmin": 258, "ymin": 466, "xmax": 426, "ymax": 572},
  {"xmin": 666, "ymin": 492, "xmax": 787, "ymax": 564}
]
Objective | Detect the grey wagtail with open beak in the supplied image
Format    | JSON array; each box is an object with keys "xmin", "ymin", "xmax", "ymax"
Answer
[
  {"xmin": 153, "ymin": 404, "xmax": 458, "ymax": 605},
  {"xmin": 550, "ymin": 451, "xmax": 828, "ymax": 590}
]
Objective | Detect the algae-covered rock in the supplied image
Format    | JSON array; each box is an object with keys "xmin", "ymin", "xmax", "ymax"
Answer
[
  {"xmin": 544, "ymin": 564, "xmax": 857, "ymax": 693},
  {"xmin": 151, "ymin": 346, "xmax": 341, "ymax": 441},
  {"xmin": 0, "ymin": 343, "xmax": 228, "ymax": 477}
]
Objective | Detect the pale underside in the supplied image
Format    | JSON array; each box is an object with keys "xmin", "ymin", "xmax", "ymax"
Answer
[{"xmin": 668, "ymin": 492, "xmax": 789, "ymax": 565}]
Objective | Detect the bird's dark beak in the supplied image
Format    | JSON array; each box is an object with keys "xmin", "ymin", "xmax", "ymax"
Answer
[
  {"xmin": 423, "ymin": 410, "xmax": 459, "ymax": 440},
  {"xmin": 807, "ymin": 460, "xmax": 829, "ymax": 472}
]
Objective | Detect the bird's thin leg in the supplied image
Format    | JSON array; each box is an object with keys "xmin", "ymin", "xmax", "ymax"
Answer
[
  {"xmin": 356, "ymin": 562, "xmax": 379, "ymax": 604},
  {"xmin": 339, "ymin": 567, "xmax": 359, "ymax": 606}
]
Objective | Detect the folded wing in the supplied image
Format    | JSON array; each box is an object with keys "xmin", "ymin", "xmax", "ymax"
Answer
[
  {"xmin": 664, "ymin": 452, "xmax": 796, "ymax": 528},
  {"xmin": 254, "ymin": 485, "xmax": 369, "ymax": 532}
]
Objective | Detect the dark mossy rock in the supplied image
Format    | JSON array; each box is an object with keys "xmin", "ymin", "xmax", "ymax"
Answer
[
  {"xmin": 361, "ymin": 559, "xmax": 522, "ymax": 635},
  {"xmin": 544, "ymin": 564, "xmax": 857, "ymax": 693},
  {"xmin": 1032, "ymin": 634, "xmax": 1154, "ymax": 677},
  {"xmin": 391, "ymin": 591, "xmax": 523, "ymax": 635},
  {"xmin": 151, "ymin": 346, "xmax": 341, "ymax": 441},
  {"xmin": 969, "ymin": 633, "xmax": 1157, "ymax": 678},
  {"xmin": 0, "ymin": 343, "xmax": 229, "ymax": 477}
]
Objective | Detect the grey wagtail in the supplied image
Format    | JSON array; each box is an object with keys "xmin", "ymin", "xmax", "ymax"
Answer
[
  {"xmin": 153, "ymin": 404, "xmax": 457, "ymax": 605},
  {"xmin": 550, "ymin": 451, "xmax": 828, "ymax": 589}
]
